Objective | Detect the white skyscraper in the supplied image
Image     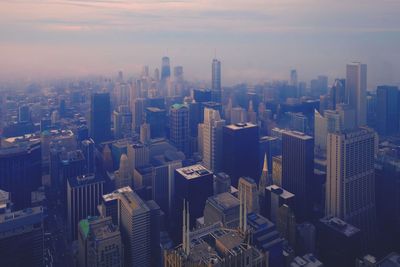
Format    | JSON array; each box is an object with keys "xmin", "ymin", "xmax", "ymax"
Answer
[
  {"xmin": 200, "ymin": 108, "xmax": 225, "ymax": 172},
  {"xmin": 346, "ymin": 62, "xmax": 367, "ymax": 126},
  {"xmin": 326, "ymin": 127, "xmax": 376, "ymax": 244}
]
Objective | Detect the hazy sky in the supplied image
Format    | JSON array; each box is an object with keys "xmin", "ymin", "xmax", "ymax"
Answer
[{"xmin": 1, "ymin": 0, "xmax": 400, "ymax": 88}]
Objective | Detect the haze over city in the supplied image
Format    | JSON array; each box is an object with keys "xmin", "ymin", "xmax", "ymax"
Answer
[{"xmin": 1, "ymin": 0, "xmax": 400, "ymax": 87}]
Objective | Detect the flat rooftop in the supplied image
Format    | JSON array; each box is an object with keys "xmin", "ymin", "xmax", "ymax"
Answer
[
  {"xmin": 266, "ymin": 185, "xmax": 294, "ymax": 199},
  {"xmin": 208, "ymin": 192, "xmax": 239, "ymax": 210},
  {"xmin": 320, "ymin": 216, "xmax": 360, "ymax": 237},
  {"xmin": 176, "ymin": 164, "xmax": 212, "ymax": 180},
  {"xmin": 282, "ymin": 130, "xmax": 313, "ymax": 140},
  {"xmin": 225, "ymin": 122, "xmax": 257, "ymax": 131}
]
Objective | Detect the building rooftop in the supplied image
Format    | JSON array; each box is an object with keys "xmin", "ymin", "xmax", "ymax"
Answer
[
  {"xmin": 266, "ymin": 185, "xmax": 295, "ymax": 199},
  {"xmin": 208, "ymin": 192, "xmax": 239, "ymax": 210},
  {"xmin": 225, "ymin": 122, "xmax": 257, "ymax": 131},
  {"xmin": 68, "ymin": 174, "xmax": 104, "ymax": 188},
  {"xmin": 291, "ymin": 254, "xmax": 323, "ymax": 267},
  {"xmin": 377, "ymin": 252, "xmax": 400, "ymax": 267},
  {"xmin": 176, "ymin": 164, "xmax": 212, "ymax": 180},
  {"xmin": 282, "ymin": 130, "xmax": 313, "ymax": 140},
  {"xmin": 0, "ymin": 206, "xmax": 44, "ymax": 234},
  {"xmin": 102, "ymin": 186, "xmax": 149, "ymax": 214},
  {"xmin": 320, "ymin": 216, "xmax": 360, "ymax": 237}
]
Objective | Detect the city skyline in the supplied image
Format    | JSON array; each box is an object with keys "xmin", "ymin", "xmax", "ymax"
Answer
[{"xmin": 1, "ymin": 0, "xmax": 400, "ymax": 88}]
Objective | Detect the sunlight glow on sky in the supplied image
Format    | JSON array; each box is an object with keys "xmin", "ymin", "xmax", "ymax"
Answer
[{"xmin": 1, "ymin": 0, "xmax": 400, "ymax": 87}]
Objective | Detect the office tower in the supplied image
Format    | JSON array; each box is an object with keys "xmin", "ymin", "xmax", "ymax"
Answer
[
  {"xmin": 161, "ymin": 56, "xmax": 171, "ymax": 81},
  {"xmin": 78, "ymin": 216, "xmax": 123, "ymax": 267},
  {"xmin": 247, "ymin": 100, "xmax": 257, "ymax": 124},
  {"xmin": 81, "ymin": 139, "xmax": 95, "ymax": 174},
  {"xmin": 145, "ymin": 107, "xmax": 166, "ymax": 138},
  {"xmin": 290, "ymin": 69, "xmax": 298, "ymax": 87},
  {"xmin": 214, "ymin": 172, "xmax": 231, "ymax": 194},
  {"xmin": 113, "ymin": 105, "xmax": 132, "ymax": 139},
  {"xmin": 376, "ymin": 85, "xmax": 399, "ymax": 135},
  {"xmin": 326, "ymin": 128, "xmax": 376, "ymax": 244},
  {"xmin": 314, "ymin": 109, "xmax": 328, "ymax": 155},
  {"xmin": 238, "ymin": 177, "xmax": 259, "ymax": 214},
  {"xmin": 230, "ymin": 107, "xmax": 246, "ymax": 124},
  {"xmin": 265, "ymin": 185, "xmax": 295, "ymax": 223},
  {"xmin": 336, "ymin": 103, "xmax": 357, "ymax": 130},
  {"xmin": 288, "ymin": 112, "xmax": 309, "ymax": 133},
  {"xmin": 140, "ymin": 122, "xmax": 151, "ymax": 144},
  {"xmin": 277, "ymin": 204, "xmax": 296, "ymax": 247},
  {"xmin": 100, "ymin": 187, "xmax": 152, "ymax": 267},
  {"xmin": 0, "ymin": 141, "xmax": 41, "ymax": 209},
  {"xmin": 317, "ymin": 216, "xmax": 361, "ymax": 267},
  {"xmin": 133, "ymin": 164, "xmax": 154, "ymax": 189},
  {"xmin": 211, "ymin": 58, "xmax": 221, "ymax": 102},
  {"xmin": 18, "ymin": 104, "xmax": 31, "ymax": 122},
  {"xmin": 346, "ymin": 62, "xmax": 367, "ymax": 126},
  {"xmin": 174, "ymin": 66, "xmax": 184, "ymax": 82},
  {"xmin": 164, "ymin": 222, "xmax": 264, "ymax": 266},
  {"xmin": 0, "ymin": 206, "xmax": 44, "ymax": 267},
  {"xmin": 127, "ymin": 142, "xmax": 149, "ymax": 176},
  {"xmin": 329, "ymin": 78, "xmax": 346, "ymax": 109},
  {"xmin": 169, "ymin": 104, "xmax": 190, "ymax": 156},
  {"xmin": 247, "ymin": 213, "xmax": 285, "ymax": 267},
  {"xmin": 118, "ymin": 70, "xmax": 123, "ymax": 82},
  {"xmin": 199, "ymin": 108, "xmax": 225, "ymax": 172},
  {"xmin": 222, "ymin": 123, "xmax": 259, "ymax": 187},
  {"xmin": 175, "ymin": 165, "xmax": 214, "ymax": 229},
  {"xmin": 281, "ymin": 130, "xmax": 314, "ymax": 221},
  {"xmin": 114, "ymin": 154, "xmax": 131, "ymax": 189},
  {"xmin": 146, "ymin": 200, "xmax": 164, "ymax": 267},
  {"xmin": 296, "ymin": 222, "xmax": 316, "ymax": 255},
  {"xmin": 193, "ymin": 89, "xmax": 211, "ymax": 103},
  {"xmin": 130, "ymin": 98, "xmax": 145, "ymax": 133},
  {"xmin": 272, "ymin": 155, "xmax": 282, "ymax": 186},
  {"xmin": 67, "ymin": 174, "xmax": 105, "ymax": 239},
  {"xmin": 203, "ymin": 192, "xmax": 240, "ymax": 228},
  {"xmin": 90, "ymin": 92, "xmax": 111, "ymax": 144}
]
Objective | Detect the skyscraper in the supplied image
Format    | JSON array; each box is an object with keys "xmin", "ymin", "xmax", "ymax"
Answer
[
  {"xmin": 281, "ymin": 130, "xmax": 314, "ymax": 222},
  {"xmin": 346, "ymin": 62, "xmax": 367, "ymax": 126},
  {"xmin": 290, "ymin": 69, "xmax": 298, "ymax": 87},
  {"xmin": 326, "ymin": 127, "xmax": 376, "ymax": 245},
  {"xmin": 222, "ymin": 123, "xmax": 259, "ymax": 187},
  {"xmin": 199, "ymin": 108, "xmax": 225, "ymax": 172},
  {"xmin": 89, "ymin": 92, "xmax": 111, "ymax": 144},
  {"xmin": 161, "ymin": 56, "xmax": 171, "ymax": 81},
  {"xmin": 78, "ymin": 216, "xmax": 123, "ymax": 267},
  {"xmin": 67, "ymin": 174, "xmax": 105, "ymax": 239},
  {"xmin": 100, "ymin": 187, "xmax": 152, "ymax": 267},
  {"xmin": 211, "ymin": 58, "xmax": 221, "ymax": 102},
  {"xmin": 376, "ymin": 85, "xmax": 399, "ymax": 136},
  {"xmin": 169, "ymin": 104, "xmax": 190, "ymax": 156},
  {"xmin": 238, "ymin": 176, "xmax": 260, "ymax": 214}
]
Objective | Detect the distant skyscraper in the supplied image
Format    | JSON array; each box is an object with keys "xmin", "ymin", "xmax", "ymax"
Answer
[
  {"xmin": 211, "ymin": 58, "xmax": 221, "ymax": 102},
  {"xmin": 100, "ymin": 187, "xmax": 152, "ymax": 267},
  {"xmin": 199, "ymin": 108, "xmax": 225, "ymax": 172},
  {"xmin": 89, "ymin": 92, "xmax": 111, "ymax": 144},
  {"xmin": 169, "ymin": 104, "xmax": 190, "ymax": 156},
  {"xmin": 376, "ymin": 85, "xmax": 399, "ymax": 136},
  {"xmin": 18, "ymin": 104, "xmax": 31, "ymax": 123},
  {"xmin": 78, "ymin": 216, "xmax": 123, "ymax": 267},
  {"xmin": 346, "ymin": 62, "xmax": 367, "ymax": 126},
  {"xmin": 329, "ymin": 78, "xmax": 346, "ymax": 110},
  {"xmin": 145, "ymin": 107, "xmax": 166, "ymax": 138},
  {"xmin": 290, "ymin": 69, "xmax": 298, "ymax": 87},
  {"xmin": 281, "ymin": 130, "xmax": 314, "ymax": 222},
  {"xmin": 222, "ymin": 123, "xmax": 259, "ymax": 187},
  {"xmin": 67, "ymin": 174, "xmax": 105, "ymax": 239},
  {"xmin": 131, "ymin": 98, "xmax": 145, "ymax": 133},
  {"xmin": 326, "ymin": 128, "xmax": 376, "ymax": 245},
  {"xmin": 113, "ymin": 105, "xmax": 132, "ymax": 139},
  {"xmin": 161, "ymin": 56, "xmax": 171, "ymax": 81},
  {"xmin": 174, "ymin": 66, "xmax": 184, "ymax": 82},
  {"xmin": 81, "ymin": 139, "xmax": 95, "ymax": 174}
]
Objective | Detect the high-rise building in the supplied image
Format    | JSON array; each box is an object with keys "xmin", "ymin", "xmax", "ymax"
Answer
[
  {"xmin": 113, "ymin": 105, "xmax": 132, "ymax": 139},
  {"xmin": 272, "ymin": 155, "xmax": 282, "ymax": 186},
  {"xmin": 203, "ymin": 192, "xmax": 240, "ymax": 228},
  {"xmin": 222, "ymin": 123, "xmax": 259, "ymax": 187},
  {"xmin": 130, "ymin": 98, "xmax": 145, "ymax": 133},
  {"xmin": 199, "ymin": 108, "xmax": 225, "ymax": 172},
  {"xmin": 145, "ymin": 107, "xmax": 166, "ymax": 138},
  {"xmin": 238, "ymin": 176, "xmax": 259, "ymax": 214},
  {"xmin": 18, "ymin": 104, "xmax": 31, "ymax": 123},
  {"xmin": 90, "ymin": 92, "xmax": 111, "ymax": 144},
  {"xmin": 78, "ymin": 216, "xmax": 123, "ymax": 267},
  {"xmin": 213, "ymin": 172, "xmax": 231, "ymax": 194},
  {"xmin": 346, "ymin": 62, "xmax": 367, "ymax": 126},
  {"xmin": 281, "ymin": 130, "xmax": 314, "ymax": 222},
  {"xmin": 277, "ymin": 204, "xmax": 296, "ymax": 248},
  {"xmin": 265, "ymin": 185, "xmax": 295, "ymax": 223},
  {"xmin": 100, "ymin": 187, "xmax": 152, "ymax": 267},
  {"xmin": 376, "ymin": 85, "xmax": 399, "ymax": 136},
  {"xmin": 67, "ymin": 174, "xmax": 105, "ymax": 239},
  {"xmin": 0, "ymin": 140, "xmax": 41, "ymax": 209},
  {"xmin": 0, "ymin": 206, "xmax": 44, "ymax": 267},
  {"xmin": 81, "ymin": 139, "xmax": 95, "ymax": 174},
  {"xmin": 174, "ymin": 66, "xmax": 184, "ymax": 82},
  {"xmin": 114, "ymin": 154, "xmax": 132, "ymax": 189},
  {"xmin": 127, "ymin": 142, "xmax": 149, "ymax": 176},
  {"xmin": 326, "ymin": 128, "xmax": 376, "ymax": 245},
  {"xmin": 175, "ymin": 164, "xmax": 214, "ymax": 229},
  {"xmin": 161, "ymin": 56, "xmax": 171, "ymax": 81},
  {"xmin": 290, "ymin": 69, "xmax": 298, "ymax": 87},
  {"xmin": 169, "ymin": 104, "xmax": 190, "ymax": 156},
  {"xmin": 329, "ymin": 78, "xmax": 346, "ymax": 109},
  {"xmin": 211, "ymin": 58, "xmax": 221, "ymax": 102}
]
